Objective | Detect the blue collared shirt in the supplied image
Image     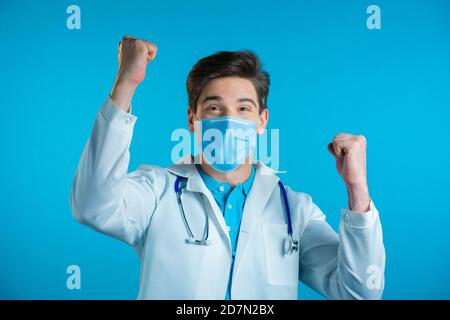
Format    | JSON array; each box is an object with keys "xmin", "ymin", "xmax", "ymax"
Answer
[{"xmin": 196, "ymin": 164, "xmax": 256, "ymax": 300}]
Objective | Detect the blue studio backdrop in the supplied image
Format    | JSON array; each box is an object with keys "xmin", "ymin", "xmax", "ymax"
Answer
[{"xmin": 1, "ymin": 0, "xmax": 449, "ymax": 299}]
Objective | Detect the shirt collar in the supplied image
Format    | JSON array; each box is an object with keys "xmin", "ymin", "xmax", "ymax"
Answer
[
  {"xmin": 165, "ymin": 156, "xmax": 280, "ymax": 196},
  {"xmin": 195, "ymin": 164, "xmax": 255, "ymax": 197},
  {"xmin": 241, "ymin": 165, "xmax": 255, "ymax": 196}
]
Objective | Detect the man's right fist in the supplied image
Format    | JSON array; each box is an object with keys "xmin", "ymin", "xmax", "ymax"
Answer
[{"xmin": 116, "ymin": 36, "xmax": 158, "ymax": 86}]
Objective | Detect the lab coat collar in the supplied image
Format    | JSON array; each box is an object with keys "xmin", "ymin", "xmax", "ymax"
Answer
[
  {"xmin": 165, "ymin": 155, "xmax": 210, "ymax": 194},
  {"xmin": 165, "ymin": 156, "xmax": 195, "ymax": 178},
  {"xmin": 165, "ymin": 156, "xmax": 280, "ymax": 195},
  {"xmin": 166, "ymin": 155, "xmax": 280, "ymax": 180}
]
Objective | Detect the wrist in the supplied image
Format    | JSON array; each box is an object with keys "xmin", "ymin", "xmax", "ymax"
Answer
[
  {"xmin": 346, "ymin": 182, "xmax": 370, "ymax": 212},
  {"xmin": 110, "ymin": 76, "xmax": 137, "ymax": 112},
  {"xmin": 115, "ymin": 74, "xmax": 139, "ymax": 89}
]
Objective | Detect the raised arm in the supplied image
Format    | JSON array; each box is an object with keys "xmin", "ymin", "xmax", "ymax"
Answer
[
  {"xmin": 70, "ymin": 36, "xmax": 161, "ymax": 246},
  {"xmin": 299, "ymin": 134, "xmax": 385, "ymax": 299}
]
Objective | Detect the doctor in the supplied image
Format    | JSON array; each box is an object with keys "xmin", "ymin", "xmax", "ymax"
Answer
[{"xmin": 70, "ymin": 36, "xmax": 385, "ymax": 299}]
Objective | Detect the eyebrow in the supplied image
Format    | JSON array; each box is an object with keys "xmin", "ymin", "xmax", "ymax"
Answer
[{"xmin": 201, "ymin": 96, "xmax": 258, "ymax": 108}]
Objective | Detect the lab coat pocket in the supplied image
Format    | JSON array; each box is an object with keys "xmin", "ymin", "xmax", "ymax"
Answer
[{"xmin": 262, "ymin": 223, "xmax": 300, "ymax": 286}]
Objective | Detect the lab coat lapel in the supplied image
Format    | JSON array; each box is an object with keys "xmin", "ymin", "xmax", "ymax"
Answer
[
  {"xmin": 186, "ymin": 173, "xmax": 232, "ymax": 247},
  {"xmin": 166, "ymin": 161, "xmax": 232, "ymax": 250},
  {"xmin": 232, "ymin": 162, "xmax": 280, "ymax": 280}
]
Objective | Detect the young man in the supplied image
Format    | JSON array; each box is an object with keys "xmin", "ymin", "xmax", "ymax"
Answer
[{"xmin": 70, "ymin": 36, "xmax": 385, "ymax": 299}]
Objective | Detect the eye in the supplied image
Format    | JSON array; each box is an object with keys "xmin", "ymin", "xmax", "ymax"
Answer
[
  {"xmin": 238, "ymin": 105, "xmax": 252, "ymax": 112},
  {"xmin": 206, "ymin": 104, "xmax": 221, "ymax": 112}
]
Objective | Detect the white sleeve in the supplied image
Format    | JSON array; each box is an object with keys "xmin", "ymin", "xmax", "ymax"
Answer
[
  {"xmin": 70, "ymin": 96, "xmax": 161, "ymax": 247},
  {"xmin": 298, "ymin": 196, "xmax": 385, "ymax": 300}
]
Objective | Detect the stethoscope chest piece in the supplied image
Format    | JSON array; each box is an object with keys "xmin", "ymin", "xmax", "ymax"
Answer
[{"xmin": 284, "ymin": 235, "xmax": 299, "ymax": 255}]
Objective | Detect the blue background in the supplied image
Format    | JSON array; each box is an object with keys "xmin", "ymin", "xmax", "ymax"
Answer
[{"xmin": 1, "ymin": 0, "xmax": 449, "ymax": 299}]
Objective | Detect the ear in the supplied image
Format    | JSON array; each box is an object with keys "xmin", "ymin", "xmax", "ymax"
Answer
[
  {"xmin": 256, "ymin": 108, "xmax": 269, "ymax": 134},
  {"xmin": 188, "ymin": 107, "xmax": 195, "ymax": 132}
]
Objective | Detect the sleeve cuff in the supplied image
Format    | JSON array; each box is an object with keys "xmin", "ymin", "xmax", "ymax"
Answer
[
  {"xmin": 340, "ymin": 199, "xmax": 379, "ymax": 228},
  {"xmin": 99, "ymin": 95, "xmax": 138, "ymax": 128}
]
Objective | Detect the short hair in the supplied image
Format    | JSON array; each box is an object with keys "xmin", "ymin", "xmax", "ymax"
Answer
[{"xmin": 186, "ymin": 50, "xmax": 270, "ymax": 114}]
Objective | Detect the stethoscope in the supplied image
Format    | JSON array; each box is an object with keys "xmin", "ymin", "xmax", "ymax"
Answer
[{"xmin": 174, "ymin": 176, "xmax": 299, "ymax": 255}]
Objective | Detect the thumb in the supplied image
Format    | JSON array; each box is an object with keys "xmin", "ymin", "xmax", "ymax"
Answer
[
  {"xmin": 142, "ymin": 40, "xmax": 158, "ymax": 63},
  {"xmin": 327, "ymin": 143, "xmax": 336, "ymax": 157}
]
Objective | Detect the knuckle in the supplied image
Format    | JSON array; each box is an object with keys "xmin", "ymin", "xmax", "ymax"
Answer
[
  {"xmin": 354, "ymin": 135, "xmax": 366, "ymax": 146},
  {"xmin": 357, "ymin": 134, "xmax": 366, "ymax": 143},
  {"xmin": 145, "ymin": 41, "xmax": 158, "ymax": 52}
]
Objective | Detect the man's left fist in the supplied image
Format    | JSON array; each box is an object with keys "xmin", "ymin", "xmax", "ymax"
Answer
[
  {"xmin": 327, "ymin": 133, "xmax": 367, "ymax": 188},
  {"xmin": 328, "ymin": 133, "xmax": 370, "ymax": 212}
]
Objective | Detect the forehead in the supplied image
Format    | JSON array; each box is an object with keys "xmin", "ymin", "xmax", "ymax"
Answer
[{"xmin": 199, "ymin": 77, "xmax": 257, "ymax": 101}]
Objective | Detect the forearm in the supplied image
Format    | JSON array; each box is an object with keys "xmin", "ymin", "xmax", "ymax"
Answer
[
  {"xmin": 298, "ymin": 199, "xmax": 385, "ymax": 300},
  {"xmin": 110, "ymin": 76, "xmax": 138, "ymax": 112},
  {"xmin": 336, "ymin": 200, "xmax": 386, "ymax": 299}
]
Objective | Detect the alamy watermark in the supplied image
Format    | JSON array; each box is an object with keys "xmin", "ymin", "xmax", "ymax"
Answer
[
  {"xmin": 66, "ymin": 5, "xmax": 81, "ymax": 30},
  {"xmin": 170, "ymin": 125, "xmax": 280, "ymax": 171},
  {"xmin": 367, "ymin": 5, "xmax": 381, "ymax": 30},
  {"xmin": 366, "ymin": 264, "xmax": 383, "ymax": 290},
  {"xmin": 66, "ymin": 264, "xmax": 81, "ymax": 290}
]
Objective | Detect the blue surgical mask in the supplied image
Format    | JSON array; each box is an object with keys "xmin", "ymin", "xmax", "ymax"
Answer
[{"xmin": 194, "ymin": 116, "xmax": 258, "ymax": 173}]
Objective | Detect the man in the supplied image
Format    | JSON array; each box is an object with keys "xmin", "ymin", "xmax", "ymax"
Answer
[{"xmin": 70, "ymin": 36, "xmax": 385, "ymax": 299}]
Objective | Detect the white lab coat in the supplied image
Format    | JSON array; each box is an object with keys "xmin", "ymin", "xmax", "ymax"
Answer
[{"xmin": 70, "ymin": 96, "xmax": 385, "ymax": 300}]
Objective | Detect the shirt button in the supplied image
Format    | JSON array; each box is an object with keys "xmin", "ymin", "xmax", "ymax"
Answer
[
  {"xmin": 227, "ymin": 204, "xmax": 233, "ymax": 210},
  {"xmin": 345, "ymin": 214, "xmax": 350, "ymax": 221},
  {"xmin": 124, "ymin": 117, "xmax": 132, "ymax": 124},
  {"xmin": 219, "ymin": 185, "xmax": 225, "ymax": 192}
]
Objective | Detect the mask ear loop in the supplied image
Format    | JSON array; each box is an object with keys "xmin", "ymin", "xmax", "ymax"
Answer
[
  {"xmin": 192, "ymin": 112, "xmax": 200, "ymax": 122},
  {"xmin": 256, "ymin": 116, "xmax": 265, "ymax": 134},
  {"xmin": 191, "ymin": 113, "xmax": 206, "ymax": 165},
  {"xmin": 191, "ymin": 113, "xmax": 202, "ymax": 135}
]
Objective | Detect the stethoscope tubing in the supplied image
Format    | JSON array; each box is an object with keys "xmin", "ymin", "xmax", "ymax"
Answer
[{"xmin": 174, "ymin": 175, "xmax": 296, "ymax": 251}]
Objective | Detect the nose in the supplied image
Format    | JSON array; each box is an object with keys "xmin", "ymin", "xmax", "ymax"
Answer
[
  {"xmin": 223, "ymin": 110, "xmax": 234, "ymax": 117},
  {"xmin": 222, "ymin": 106, "xmax": 242, "ymax": 118}
]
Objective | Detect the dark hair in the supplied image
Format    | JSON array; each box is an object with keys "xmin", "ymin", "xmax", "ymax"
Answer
[{"xmin": 186, "ymin": 50, "xmax": 270, "ymax": 114}]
